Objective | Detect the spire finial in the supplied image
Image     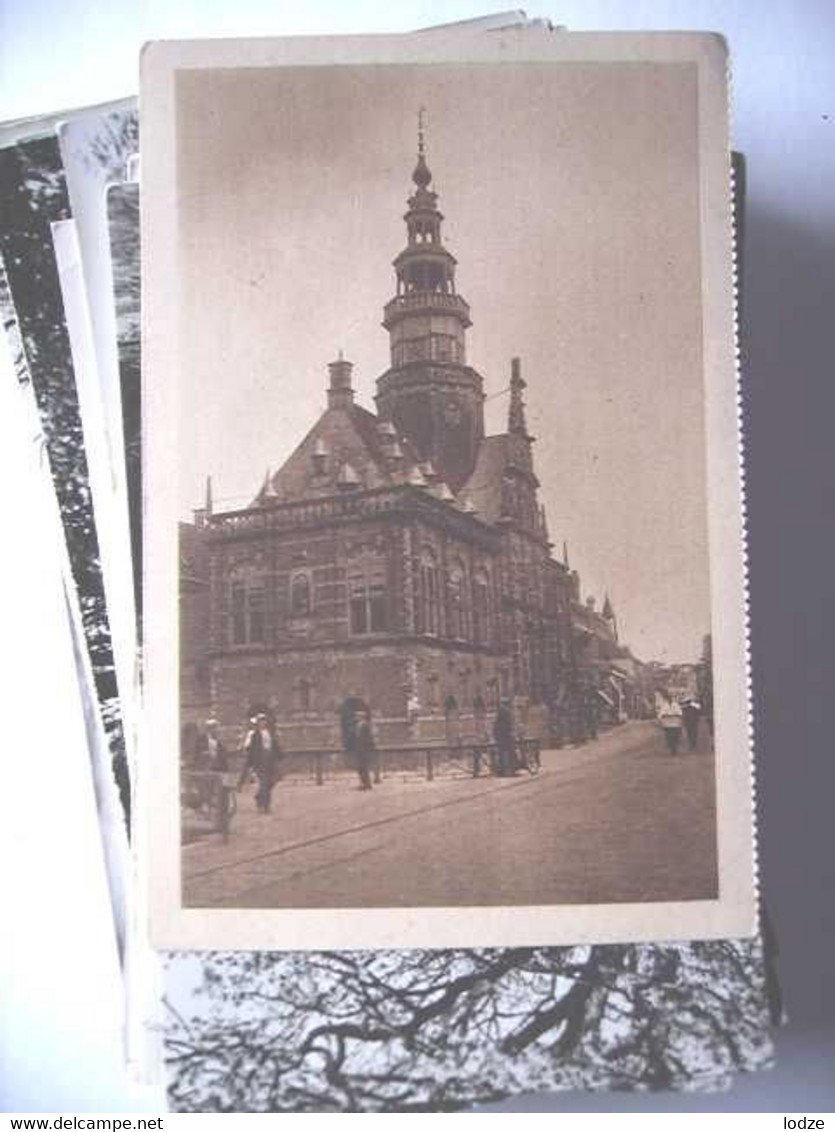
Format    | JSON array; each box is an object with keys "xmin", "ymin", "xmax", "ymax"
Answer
[
  {"xmin": 563, "ymin": 540, "xmax": 570, "ymax": 569},
  {"xmin": 412, "ymin": 107, "xmax": 432, "ymax": 189},
  {"xmin": 602, "ymin": 593, "xmax": 618, "ymax": 641},
  {"xmin": 508, "ymin": 357, "xmax": 529, "ymax": 435}
]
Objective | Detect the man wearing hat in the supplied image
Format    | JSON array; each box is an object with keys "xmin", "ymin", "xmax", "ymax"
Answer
[
  {"xmin": 238, "ymin": 712, "xmax": 282, "ymax": 813},
  {"xmin": 493, "ymin": 700, "xmax": 517, "ymax": 777},
  {"xmin": 196, "ymin": 717, "xmax": 228, "ymax": 772}
]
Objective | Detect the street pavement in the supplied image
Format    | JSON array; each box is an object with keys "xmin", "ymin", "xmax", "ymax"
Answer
[{"xmin": 182, "ymin": 719, "xmax": 718, "ymax": 909}]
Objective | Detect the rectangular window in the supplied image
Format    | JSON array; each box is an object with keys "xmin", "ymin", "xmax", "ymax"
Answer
[
  {"xmin": 231, "ymin": 583, "xmax": 247, "ymax": 645},
  {"xmin": 350, "ymin": 579, "xmax": 368, "ymax": 634},
  {"xmin": 349, "ymin": 574, "xmax": 389, "ymax": 635},
  {"xmin": 294, "ymin": 680, "xmax": 313, "ymax": 711},
  {"xmin": 369, "ymin": 582, "xmax": 388, "ymax": 632},
  {"xmin": 248, "ymin": 585, "xmax": 265, "ymax": 643}
]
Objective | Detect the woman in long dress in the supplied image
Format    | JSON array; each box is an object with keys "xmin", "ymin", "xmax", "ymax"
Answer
[{"xmin": 659, "ymin": 696, "xmax": 684, "ymax": 755}]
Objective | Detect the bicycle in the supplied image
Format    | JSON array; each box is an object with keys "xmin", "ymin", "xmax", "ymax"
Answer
[
  {"xmin": 182, "ymin": 769, "xmax": 238, "ymax": 840},
  {"xmin": 517, "ymin": 738, "xmax": 541, "ymax": 775}
]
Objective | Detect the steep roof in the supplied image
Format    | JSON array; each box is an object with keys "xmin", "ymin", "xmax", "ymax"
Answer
[
  {"xmin": 460, "ymin": 435, "xmax": 508, "ymax": 523},
  {"xmin": 257, "ymin": 401, "xmax": 426, "ymax": 506},
  {"xmin": 350, "ymin": 404, "xmax": 422, "ymax": 472}
]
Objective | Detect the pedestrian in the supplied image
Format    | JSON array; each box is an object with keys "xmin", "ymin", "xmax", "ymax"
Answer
[
  {"xmin": 444, "ymin": 694, "xmax": 460, "ymax": 747},
  {"xmin": 238, "ymin": 712, "xmax": 282, "ymax": 813},
  {"xmin": 493, "ymin": 700, "xmax": 516, "ymax": 776},
  {"xmin": 567, "ymin": 681, "xmax": 585, "ymax": 746},
  {"xmin": 198, "ymin": 718, "xmax": 235, "ymax": 836},
  {"xmin": 190, "ymin": 723, "xmax": 210, "ymax": 771},
  {"xmin": 702, "ymin": 684, "xmax": 715, "ymax": 741},
  {"xmin": 473, "ymin": 691, "xmax": 487, "ymax": 738},
  {"xmin": 197, "ymin": 717, "xmax": 229, "ymax": 771},
  {"xmin": 407, "ymin": 690, "xmax": 420, "ymax": 730},
  {"xmin": 354, "ymin": 708, "xmax": 376, "ymax": 791},
  {"xmin": 681, "ymin": 699, "xmax": 701, "ymax": 752},
  {"xmin": 659, "ymin": 696, "xmax": 684, "ymax": 755},
  {"xmin": 583, "ymin": 686, "xmax": 599, "ymax": 740},
  {"xmin": 339, "ymin": 695, "xmax": 365, "ymax": 754},
  {"xmin": 547, "ymin": 692, "xmax": 565, "ymax": 748}
]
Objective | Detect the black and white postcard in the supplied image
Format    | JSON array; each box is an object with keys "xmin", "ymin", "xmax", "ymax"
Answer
[{"xmin": 141, "ymin": 28, "xmax": 756, "ymax": 949}]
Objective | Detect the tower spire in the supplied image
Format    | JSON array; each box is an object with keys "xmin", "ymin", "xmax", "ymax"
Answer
[
  {"xmin": 205, "ymin": 474, "xmax": 213, "ymax": 516},
  {"xmin": 602, "ymin": 593, "xmax": 618, "ymax": 641},
  {"xmin": 376, "ymin": 115, "xmax": 483, "ymax": 492}
]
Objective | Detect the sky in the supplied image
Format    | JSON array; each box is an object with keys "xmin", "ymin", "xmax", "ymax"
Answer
[{"xmin": 175, "ymin": 59, "xmax": 710, "ymax": 665}]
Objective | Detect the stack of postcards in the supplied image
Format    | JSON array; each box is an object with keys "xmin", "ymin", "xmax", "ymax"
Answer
[{"xmin": 0, "ymin": 11, "xmax": 779, "ymax": 1113}]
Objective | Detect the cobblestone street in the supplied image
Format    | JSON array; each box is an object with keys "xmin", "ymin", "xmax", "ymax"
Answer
[{"xmin": 183, "ymin": 720, "xmax": 718, "ymax": 909}]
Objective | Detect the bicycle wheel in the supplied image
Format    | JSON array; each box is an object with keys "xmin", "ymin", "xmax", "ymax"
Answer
[{"xmin": 525, "ymin": 742, "xmax": 541, "ymax": 775}]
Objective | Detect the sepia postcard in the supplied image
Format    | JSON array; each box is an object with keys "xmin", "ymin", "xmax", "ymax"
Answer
[{"xmin": 142, "ymin": 28, "xmax": 756, "ymax": 950}]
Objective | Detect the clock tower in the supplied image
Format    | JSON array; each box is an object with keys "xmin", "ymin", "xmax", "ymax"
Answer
[{"xmin": 375, "ymin": 114, "xmax": 485, "ymax": 492}]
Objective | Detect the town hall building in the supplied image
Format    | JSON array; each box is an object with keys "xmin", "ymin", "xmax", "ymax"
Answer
[{"xmin": 181, "ymin": 127, "xmax": 634, "ymax": 749}]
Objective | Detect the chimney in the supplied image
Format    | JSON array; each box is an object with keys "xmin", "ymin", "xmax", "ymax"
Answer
[{"xmin": 327, "ymin": 352, "xmax": 354, "ymax": 409}]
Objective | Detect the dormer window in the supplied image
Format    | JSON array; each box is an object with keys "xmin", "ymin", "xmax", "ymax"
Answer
[
  {"xmin": 312, "ymin": 438, "xmax": 329, "ymax": 476},
  {"xmin": 337, "ymin": 462, "xmax": 361, "ymax": 490}
]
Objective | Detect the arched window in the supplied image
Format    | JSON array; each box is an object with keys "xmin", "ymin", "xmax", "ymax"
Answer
[
  {"xmin": 447, "ymin": 560, "xmax": 469, "ymax": 640},
  {"xmin": 473, "ymin": 568, "xmax": 491, "ymax": 643},
  {"xmin": 228, "ymin": 564, "xmax": 266, "ymax": 646},
  {"xmin": 417, "ymin": 548, "xmax": 441, "ymax": 635},
  {"xmin": 290, "ymin": 571, "xmax": 312, "ymax": 617},
  {"xmin": 349, "ymin": 557, "xmax": 388, "ymax": 635}
]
